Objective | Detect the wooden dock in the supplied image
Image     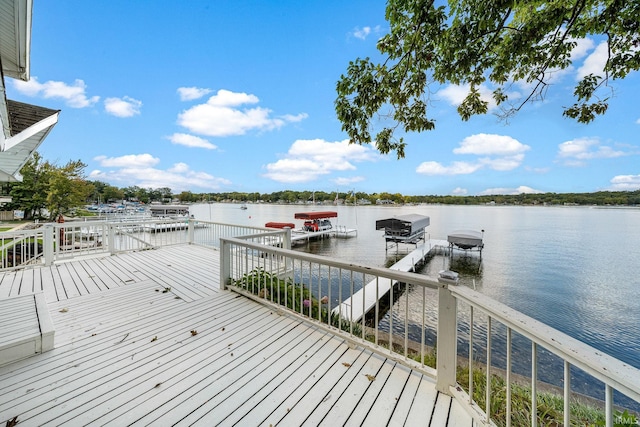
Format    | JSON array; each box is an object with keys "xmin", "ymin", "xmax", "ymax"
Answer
[
  {"xmin": 333, "ymin": 239, "xmax": 449, "ymax": 322},
  {"xmin": 0, "ymin": 244, "xmax": 474, "ymax": 426},
  {"xmin": 291, "ymin": 227, "xmax": 357, "ymax": 243}
]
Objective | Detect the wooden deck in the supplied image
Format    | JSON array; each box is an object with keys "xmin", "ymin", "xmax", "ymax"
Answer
[{"xmin": 0, "ymin": 244, "xmax": 476, "ymax": 426}]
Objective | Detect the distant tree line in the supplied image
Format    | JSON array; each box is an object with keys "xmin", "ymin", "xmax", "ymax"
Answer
[
  {"xmin": 93, "ymin": 186, "xmax": 640, "ymax": 207},
  {"xmin": 3, "ymin": 152, "xmax": 639, "ymax": 221}
]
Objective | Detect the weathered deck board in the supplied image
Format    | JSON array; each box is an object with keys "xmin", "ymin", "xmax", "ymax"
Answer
[
  {"xmin": 0, "ymin": 244, "xmax": 474, "ymax": 426},
  {"xmin": 0, "ymin": 244, "xmax": 220, "ymax": 304}
]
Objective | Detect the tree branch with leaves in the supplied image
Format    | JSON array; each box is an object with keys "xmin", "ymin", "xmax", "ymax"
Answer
[{"xmin": 335, "ymin": 0, "xmax": 640, "ymax": 158}]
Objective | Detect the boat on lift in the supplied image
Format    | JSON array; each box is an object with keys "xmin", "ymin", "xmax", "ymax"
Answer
[{"xmin": 447, "ymin": 230, "xmax": 484, "ymax": 250}]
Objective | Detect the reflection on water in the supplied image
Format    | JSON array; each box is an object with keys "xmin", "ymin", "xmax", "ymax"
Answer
[{"xmin": 190, "ymin": 203, "xmax": 640, "ymax": 409}]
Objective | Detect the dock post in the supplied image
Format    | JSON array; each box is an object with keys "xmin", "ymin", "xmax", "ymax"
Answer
[{"xmin": 436, "ymin": 272, "xmax": 459, "ymax": 394}]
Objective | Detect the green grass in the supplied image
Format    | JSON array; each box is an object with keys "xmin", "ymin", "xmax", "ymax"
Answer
[{"xmin": 72, "ymin": 209, "xmax": 98, "ymax": 217}]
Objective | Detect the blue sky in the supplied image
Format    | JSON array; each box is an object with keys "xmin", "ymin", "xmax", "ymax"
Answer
[{"xmin": 7, "ymin": 1, "xmax": 640, "ymax": 196}]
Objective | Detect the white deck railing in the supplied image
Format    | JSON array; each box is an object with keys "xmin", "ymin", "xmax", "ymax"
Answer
[
  {"xmin": 0, "ymin": 219, "xmax": 273, "ymax": 269},
  {"xmin": 219, "ymin": 229, "xmax": 640, "ymax": 427}
]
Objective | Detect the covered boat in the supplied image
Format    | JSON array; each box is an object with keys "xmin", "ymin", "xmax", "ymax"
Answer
[
  {"xmin": 375, "ymin": 214, "xmax": 430, "ymax": 243},
  {"xmin": 293, "ymin": 211, "xmax": 338, "ymax": 220},
  {"xmin": 294, "ymin": 211, "xmax": 337, "ymax": 232},
  {"xmin": 447, "ymin": 230, "xmax": 484, "ymax": 250},
  {"xmin": 265, "ymin": 222, "xmax": 295, "ymax": 229}
]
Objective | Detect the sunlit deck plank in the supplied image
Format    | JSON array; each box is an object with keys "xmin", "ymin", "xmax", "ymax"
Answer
[
  {"xmin": 53, "ymin": 262, "xmax": 84, "ymax": 296},
  {"xmin": 0, "ymin": 271, "xmax": 17, "ymax": 298},
  {"xmin": 296, "ymin": 350, "xmax": 386, "ymax": 425},
  {"xmin": 111, "ymin": 249, "xmax": 214, "ymax": 302},
  {"xmin": 387, "ymin": 367, "xmax": 427, "ymax": 426},
  {"xmin": 118, "ymin": 245, "xmax": 220, "ymax": 299},
  {"xmin": 403, "ymin": 371, "xmax": 441, "ymax": 425},
  {"xmin": 360, "ymin": 362, "xmax": 414, "ymax": 426},
  {"xmin": 67, "ymin": 260, "xmax": 109, "ymax": 293},
  {"xmin": 214, "ymin": 332, "xmax": 350, "ymax": 427},
  {"xmin": 18, "ymin": 268, "xmax": 38, "ymax": 295}
]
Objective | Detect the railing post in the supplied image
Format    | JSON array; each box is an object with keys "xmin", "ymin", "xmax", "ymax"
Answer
[
  {"xmin": 283, "ymin": 227, "xmax": 292, "ymax": 250},
  {"xmin": 108, "ymin": 223, "xmax": 116, "ymax": 255},
  {"xmin": 436, "ymin": 271, "xmax": 459, "ymax": 393},
  {"xmin": 187, "ymin": 219, "xmax": 194, "ymax": 244},
  {"xmin": 219, "ymin": 237, "xmax": 231, "ymax": 290},
  {"xmin": 43, "ymin": 224, "xmax": 54, "ymax": 266}
]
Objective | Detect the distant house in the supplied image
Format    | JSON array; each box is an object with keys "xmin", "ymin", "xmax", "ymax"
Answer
[{"xmin": 0, "ymin": 0, "xmax": 60, "ymax": 183}]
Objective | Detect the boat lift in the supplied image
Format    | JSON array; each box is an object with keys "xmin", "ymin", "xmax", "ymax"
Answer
[{"xmin": 375, "ymin": 214, "xmax": 430, "ymax": 252}]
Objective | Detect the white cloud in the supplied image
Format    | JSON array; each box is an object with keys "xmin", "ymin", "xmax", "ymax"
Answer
[
  {"xmin": 353, "ymin": 26, "xmax": 371, "ymax": 40},
  {"xmin": 454, "ymin": 133, "xmax": 530, "ymax": 156},
  {"xmin": 94, "ymin": 154, "xmax": 160, "ymax": 168},
  {"xmin": 167, "ymin": 133, "xmax": 218, "ymax": 150},
  {"xmin": 12, "ymin": 77, "xmax": 100, "ymax": 108},
  {"xmin": 350, "ymin": 25, "xmax": 382, "ymax": 40},
  {"xmin": 569, "ymin": 37, "xmax": 596, "ymax": 61},
  {"xmin": 479, "ymin": 154, "xmax": 526, "ymax": 171},
  {"xmin": 576, "ymin": 41, "xmax": 608, "ymax": 80},
  {"xmin": 177, "ymin": 89, "xmax": 307, "ymax": 137},
  {"xmin": 417, "ymin": 133, "xmax": 528, "ymax": 176},
  {"xmin": 281, "ymin": 113, "xmax": 309, "ymax": 122},
  {"xmin": 178, "ymin": 87, "xmax": 213, "ymax": 101},
  {"xmin": 557, "ymin": 137, "xmax": 630, "ymax": 166},
  {"xmin": 416, "ymin": 161, "xmax": 482, "ymax": 176},
  {"xmin": 104, "ymin": 96, "xmax": 142, "ymax": 118},
  {"xmin": 333, "ymin": 176, "xmax": 365, "ymax": 186},
  {"xmin": 89, "ymin": 155, "xmax": 230, "ymax": 192},
  {"xmin": 263, "ymin": 139, "xmax": 378, "ymax": 183},
  {"xmin": 608, "ymin": 174, "xmax": 640, "ymax": 191},
  {"xmin": 452, "ymin": 187, "xmax": 468, "ymax": 195},
  {"xmin": 478, "ymin": 186, "xmax": 544, "ymax": 196}
]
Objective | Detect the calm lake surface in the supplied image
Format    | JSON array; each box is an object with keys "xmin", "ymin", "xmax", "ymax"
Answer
[{"xmin": 191, "ymin": 202, "xmax": 640, "ymax": 399}]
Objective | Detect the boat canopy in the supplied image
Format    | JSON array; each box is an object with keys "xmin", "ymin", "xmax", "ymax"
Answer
[
  {"xmin": 447, "ymin": 230, "xmax": 484, "ymax": 249},
  {"xmin": 375, "ymin": 214, "xmax": 430, "ymax": 236},
  {"xmin": 265, "ymin": 222, "xmax": 295, "ymax": 229},
  {"xmin": 294, "ymin": 211, "xmax": 338, "ymax": 220}
]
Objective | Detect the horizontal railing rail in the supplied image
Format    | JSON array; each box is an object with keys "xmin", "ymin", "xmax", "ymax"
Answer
[
  {"xmin": 188, "ymin": 220, "xmax": 274, "ymax": 249},
  {"xmin": 451, "ymin": 285, "xmax": 640, "ymax": 427},
  {"xmin": 219, "ymin": 230, "xmax": 640, "ymax": 427},
  {"xmin": 0, "ymin": 219, "xmax": 276, "ymax": 270},
  {"xmin": 0, "ymin": 228, "xmax": 46, "ymax": 270}
]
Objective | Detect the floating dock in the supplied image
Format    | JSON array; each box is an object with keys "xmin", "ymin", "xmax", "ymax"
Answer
[
  {"xmin": 266, "ymin": 212, "xmax": 357, "ymax": 244},
  {"xmin": 290, "ymin": 226, "xmax": 357, "ymax": 243},
  {"xmin": 332, "ymin": 239, "xmax": 449, "ymax": 322}
]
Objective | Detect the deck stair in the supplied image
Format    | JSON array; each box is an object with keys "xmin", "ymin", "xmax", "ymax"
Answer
[{"xmin": 0, "ymin": 293, "xmax": 54, "ymax": 366}]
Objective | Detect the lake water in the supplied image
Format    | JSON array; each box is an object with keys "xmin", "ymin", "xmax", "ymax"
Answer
[{"xmin": 190, "ymin": 202, "xmax": 640, "ymax": 402}]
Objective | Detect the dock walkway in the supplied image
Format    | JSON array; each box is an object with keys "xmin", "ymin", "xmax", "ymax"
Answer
[
  {"xmin": 0, "ymin": 244, "xmax": 473, "ymax": 426},
  {"xmin": 333, "ymin": 239, "xmax": 449, "ymax": 322},
  {"xmin": 291, "ymin": 226, "xmax": 357, "ymax": 243}
]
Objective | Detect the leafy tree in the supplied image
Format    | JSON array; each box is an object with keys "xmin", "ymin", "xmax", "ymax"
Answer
[
  {"xmin": 9, "ymin": 152, "xmax": 54, "ymax": 220},
  {"xmin": 90, "ymin": 180, "xmax": 124, "ymax": 203},
  {"xmin": 46, "ymin": 160, "xmax": 92, "ymax": 220},
  {"xmin": 335, "ymin": 0, "xmax": 640, "ymax": 158}
]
